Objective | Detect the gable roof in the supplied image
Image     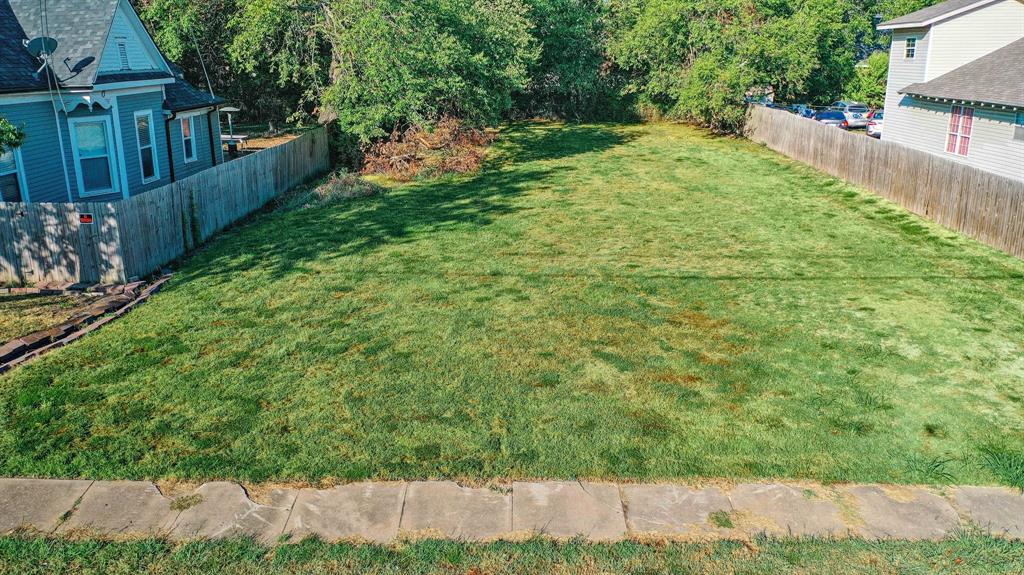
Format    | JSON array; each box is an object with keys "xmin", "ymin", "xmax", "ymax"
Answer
[
  {"xmin": 877, "ymin": 0, "xmax": 1003, "ymax": 29},
  {"xmin": 0, "ymin": 0, "xmax": 173, "ymax": 94},
  {"xmin": 900, "ymin": 37, "xmax": 1024, "ymax": 108}
]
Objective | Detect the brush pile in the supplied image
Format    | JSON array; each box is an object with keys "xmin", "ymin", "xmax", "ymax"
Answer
[{"xmin": 361, "ymin": 118, "xmax": 496, "ymax": 181}]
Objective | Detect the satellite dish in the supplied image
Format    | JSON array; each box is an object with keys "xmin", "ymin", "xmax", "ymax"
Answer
[{"xmin": 25, "ymin": 36, "xmax": 58, "ymax": 58}]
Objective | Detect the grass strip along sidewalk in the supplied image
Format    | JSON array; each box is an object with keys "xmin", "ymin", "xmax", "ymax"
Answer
[{"xmin": 1, "ymin": 535, "xmax": 1022, "ymax": 575}]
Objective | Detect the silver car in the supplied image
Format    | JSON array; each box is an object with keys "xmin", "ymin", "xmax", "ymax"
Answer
[{"xmin": 830, "ymin": 101, "xmax": 871, "ymax": 128}]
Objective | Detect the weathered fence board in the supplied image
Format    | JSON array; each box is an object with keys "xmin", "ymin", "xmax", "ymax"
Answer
[
  {"xmin": 745, "ymin": 106, "xmax": 1024, "ymax": 259},
  {"xmin": 0, "ymin": 128, "xmax": 329, "ymax": 285}
]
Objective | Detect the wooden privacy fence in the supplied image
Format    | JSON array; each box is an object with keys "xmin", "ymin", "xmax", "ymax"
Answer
[
  {"xmin": 0, "ymin": 128, "xmax": 330, "ymax": 285},
  {"xmin": 745, "ymin": 106, "xmax": 1024, "ymax": 259}
]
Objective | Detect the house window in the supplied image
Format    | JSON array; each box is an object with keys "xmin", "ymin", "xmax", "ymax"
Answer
[
  {"xmin": 117, "ymin": 39, "xmax": 130, "ymax": 70},
  {"xmin": 1014, "ymin": 111, "xmax": 1024, "ymax": 142},
  {"xmin": 181, "ymin": 116, "xmax": 196, "ymax": 163},
  {"xmin": 135, "ymin": 111, "xmax": 159, "ymax": 183},
  {"xmin": 946, "ymin": 105, "xmax": 974, "ymax": 156},
  {"xmin": 905, "ymin": 37, "xmax": 917, "ymax": 59},
  {"xmin": 69, "ymin": 117, "xmax": 118, "ymax": 197},
  {"xmin": 0, "ymin": 148, "xmax": 25, "ymax": 202}
]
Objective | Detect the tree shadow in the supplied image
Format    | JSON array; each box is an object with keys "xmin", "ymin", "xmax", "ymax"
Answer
[{"xmin": 172, "ymin": 123, "xmax": 634, "ymax": 286}]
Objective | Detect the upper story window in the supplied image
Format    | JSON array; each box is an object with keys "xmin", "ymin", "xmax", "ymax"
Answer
[
  {"xmin": 1014, "ymin": 111, "xmax": 1024, "ymax": 142},
  {"xmin": 905, "ymin": 37, "xmax": 917, "ymax": 59},
  {"xmin": 117, "ymin": 38, "xmax": 130, "ymax": 70},
  {"xmin": 947, "ymin": 105, "xmax": 973, "ymax": 156},
  {"xmin": 181, "ymin": 116, "xmax": 197, "ymax": 163},
  {"xmin": 0, "ymin": 148, "xmax": 26, "ymax": 202},
  {"xmin": 135, "ymin": 110, "xmax": 159, "ymax": 183}
]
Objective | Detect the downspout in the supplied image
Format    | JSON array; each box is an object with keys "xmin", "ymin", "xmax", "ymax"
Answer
[
  {"xmin": 165, "ymin": 111, "xmax": 177, "ymax": 183},
  {"xmin": 206, "ymin": 107, "xmax": 219, "ymax": 166}
]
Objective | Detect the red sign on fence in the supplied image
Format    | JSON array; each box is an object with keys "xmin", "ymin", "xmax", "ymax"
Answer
[{"xmin": 79, "ymin": 213, "xmax": 94, "ymax": 225}]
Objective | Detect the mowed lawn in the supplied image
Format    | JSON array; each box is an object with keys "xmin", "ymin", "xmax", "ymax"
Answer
[{"xmin": 1, "ymin": 122, "xmax": 1023, "ymax": 486}]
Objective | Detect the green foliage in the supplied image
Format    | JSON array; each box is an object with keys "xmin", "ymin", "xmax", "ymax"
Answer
[
  {"xmin": 133, "ymin": 0, "xmax": 944, "ymax": 137},
  {"xmin": 607, "ymin": 0, "xmax": 869, "ymax": 131},
  {"xmin": 0, "ymin": 117, "xmax": 25, "ymax": 154},
  {"xmin": 845, "ymin": 51, "xmax": 889, "ymax": 108},
  {"xmin": 321, "ymin": 0, "xmax": 538, "ymax": 142}
]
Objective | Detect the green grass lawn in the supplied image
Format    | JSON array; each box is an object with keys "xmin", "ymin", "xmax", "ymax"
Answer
[
  {"xmin": 2, "ymin": 536, "xmax": 1021, "ymax": 575},
  {"xmin": 1, "ymin": 122, "xmax": 1023, "ymax": 486},
  {"xmin": 0, "ymin": 294, "xmax": 82, "ymax": 343}
]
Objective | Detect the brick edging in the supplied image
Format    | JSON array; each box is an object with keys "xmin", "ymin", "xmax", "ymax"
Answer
[{"xmin": 0, "ymin": 275, "xmax": 173, "ymax": 374}]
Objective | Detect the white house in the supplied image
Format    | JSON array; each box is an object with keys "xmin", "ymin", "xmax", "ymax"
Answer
[{"xmin": 878, "ymin": 0, "xmax": 1024, "ymax": 181}]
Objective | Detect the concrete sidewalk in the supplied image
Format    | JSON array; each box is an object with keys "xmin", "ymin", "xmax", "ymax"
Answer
[{"xmin": 0, "ymin": 478, "xmax": 1020, "ymax": 544}]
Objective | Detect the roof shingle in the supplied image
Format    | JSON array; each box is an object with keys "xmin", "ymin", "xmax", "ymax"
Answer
[{"xmin": 879, "ymin": 0, "xmax": 996, "ymax": 29}]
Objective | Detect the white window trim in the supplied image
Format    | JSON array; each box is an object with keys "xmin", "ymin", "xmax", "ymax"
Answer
[
  {"xmin": 946, "ymin": 105, "xmax": 974, "ymax": 158},
  {"xmin": 67, "ymin": 115, "xmax": 120, "ymax": 198},
  {"xmin": 0, "ymin": 147, "xmax": 29, "ymax": 202},
  {"xmin": 904, "ymin": 37, "xmax": 917, "ymax": 60},
  {"xmin": 181, "ymin": 116, "xmax": 197, "ymax": 163},
  {"xmin": 134, "ymin": 109, "xmax": 160, "ymax": 184}
]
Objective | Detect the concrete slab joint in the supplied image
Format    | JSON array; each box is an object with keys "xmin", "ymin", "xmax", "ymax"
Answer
[{"xmin": 2, "ymin": 478, "xmax": 1022, "ymax": 544}]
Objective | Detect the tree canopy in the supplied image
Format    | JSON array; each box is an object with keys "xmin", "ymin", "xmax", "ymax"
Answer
[
  {"xmin": 132, "ymin": 0, "xmax": 944, "ymax": 140},
  {"xmin": 0, "ymin": 118, "xmax": 24, "ymax": 154}
]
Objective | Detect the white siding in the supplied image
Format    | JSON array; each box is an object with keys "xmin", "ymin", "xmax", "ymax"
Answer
[
  {"xmin": 883, "ymin": 29, "xmax": 931, "ymax": 148},
  {"xmin": 98, "ymin": 2, "xmax": 160, "ymax": 73},
  {"xmin": 884, "ymin": 99, "xmax": 1024, "ymax": 180},
  {"xmin": 927, "ymin": 0, "xmax": 1024, "ymax": 79}
]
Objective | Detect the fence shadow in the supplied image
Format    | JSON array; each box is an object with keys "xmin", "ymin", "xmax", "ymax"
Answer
[{"xmin": 173, "ymin": 123, "xmax": 632, "ymax": 285}]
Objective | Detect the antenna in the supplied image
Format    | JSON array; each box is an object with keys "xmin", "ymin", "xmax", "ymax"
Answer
[{"xmin": 24, "ymin": 36, "xmax": 58, "ymax": 59}]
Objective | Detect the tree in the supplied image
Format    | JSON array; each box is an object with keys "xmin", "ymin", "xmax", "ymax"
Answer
[
  {"xmin": 607, "ymin": 0, "xmax": 868, "ymax": 132},
  {"xmin": 844, "ymin": 50, "xmax": 889, "ymax": 108},
  {"xmin": 0, "ymin": 117, "xmax": 24, "ymax": 154},
  {"xmin": 321, "ymin": 0, "xmax": 539, "ymax": 142}
]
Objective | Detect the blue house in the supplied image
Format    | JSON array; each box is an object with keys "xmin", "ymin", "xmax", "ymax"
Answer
[{"xmin": 0, "ymin": 0, "xmax": 225, "ymax": 203}]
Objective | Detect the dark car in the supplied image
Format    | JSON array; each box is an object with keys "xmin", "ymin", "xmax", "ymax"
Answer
[{"xmin": 813, "ymin": 110, "xmax": 849, "ymax": 129}]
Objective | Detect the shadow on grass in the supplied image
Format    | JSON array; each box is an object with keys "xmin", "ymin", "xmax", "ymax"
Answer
[{"xmin": 175, "ymin": 124, "xmax": 635, "ymax": 284}]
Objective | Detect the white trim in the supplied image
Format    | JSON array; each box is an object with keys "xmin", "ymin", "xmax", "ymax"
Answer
[
  {"xmin": 0, "ymin": 147, "xmax": 29, "ymax": 202},
  {"xmin": 0, "ymin": 85, "xmax": 165, "ymax": 105},
  {"xmin": 181, "ymin": 116, "xmax": 197, "ymax": 163},
  {"xmin": 91, "ymin": 77, "xmax": 175, "ymax": 91},
  {"xmin": 67, "ymin": 116, "xmax": 120, "ymax": 198},
  {"xmin": 877, "ymin": 0, "xmax": 1003, "ymax": 29},
  {"xmin": 176, "ymin": 107, "xmax": 215, "ymax": 118},
  {"xmin": 134, "ymin": 109, "xmax": 160, "ymax": 183},
  {"xmin": 109, "ymin": 96, "xmax": 131, "ymax": 198},
  {"xmin": 904, "ymin": 37, "xmax": 918, "ymax": 59}
]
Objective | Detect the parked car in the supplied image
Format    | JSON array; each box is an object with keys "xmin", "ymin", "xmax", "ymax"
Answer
[
  {"xmin": 867, "ymin": 109, "xmax": 884, "ymax": 138},
  {"xmin": 813, "ymin": 110, "xmax": 849, "ymax": 129},
  {"xmin": 789, "ymin": 104, "xmax": 816, "ymax": 118},
  {"xmin": 829, "ymin": 101, "xmax": 871, "ymax": 128}
]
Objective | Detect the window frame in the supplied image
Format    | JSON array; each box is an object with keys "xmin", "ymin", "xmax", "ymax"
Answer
[
  {"xmin": 68, "ymin": 115, "xmax": 120, "ymax": 198},
  {"xmin": 181, "ymin": 116, "xmax": 197, "ymax": 163},
  {"xmin": 134, "ymin": 109, "xmax": 160, "ymax": 184},
  {"xmin": 946, "ymin": 105, "xmax": 974, "ymax": 157},
  {"xmin": 905, "ymin": 37, "xmax": 917, "ymax": 59},
  {"xmin": 0, "ymin": 147, "xmax": 28, "ymax": 203},
  {"xmin": 1013, "ymin": 111, "xmax": 1024, "ymax": 142}
]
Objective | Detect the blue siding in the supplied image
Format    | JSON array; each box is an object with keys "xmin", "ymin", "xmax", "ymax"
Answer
[
  {"xmin": 167, "ymin": 110, "xmax": 220, "ymax": 179},
  {"xmin": 115, "ymin": 90, "xmax": 172, "ymax": 195},
  {"xmin": 1, "ymin": 89, "xmax": 224, "ymax": 203},
  {"xmin": 0, "ymin": 100, "xmax": 70, "ymax": 202}
]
